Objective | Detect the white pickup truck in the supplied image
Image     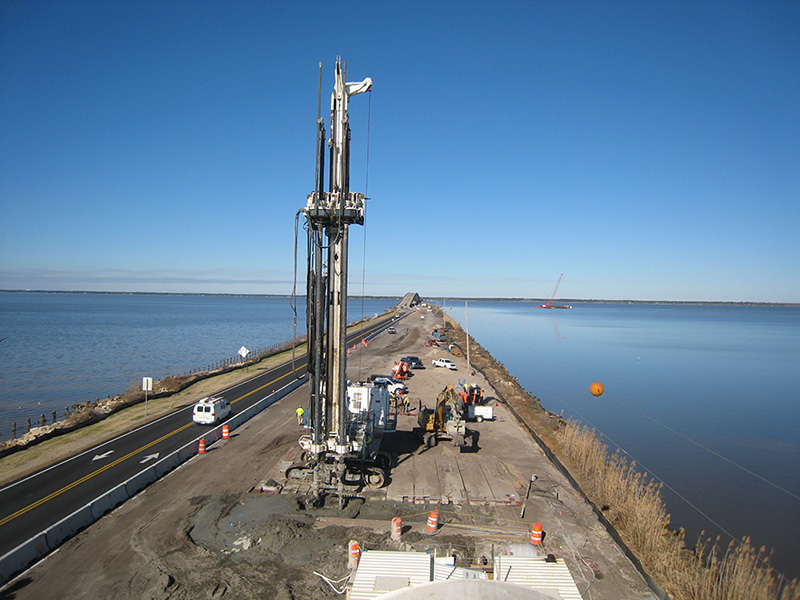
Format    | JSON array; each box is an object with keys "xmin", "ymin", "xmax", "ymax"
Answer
[
  {"xmin": 369, "ymin": 376, "xmax": 407, "ymax": 395},
  {"xmin": 432, "ymin": 358, "xmax": 457, "ymax": 370}
]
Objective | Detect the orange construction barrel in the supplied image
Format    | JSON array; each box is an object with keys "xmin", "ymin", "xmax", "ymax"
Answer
[
  {"xmin": 425, "ymin": 508, "xmax": 439, "ymax": 535},
  {"xmin": 530, "ymin": 522, "xmax": 543, "ymax": 545},
  {"xmin": 348, "ymin": 540, "xmax": 360, "ymax": 568},
  {"xmin": 391, "ymin": 517, "xmax": 402, "ymax": 541}
]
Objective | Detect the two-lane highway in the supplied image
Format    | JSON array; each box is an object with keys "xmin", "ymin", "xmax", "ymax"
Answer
[{"xmin": 0, "ymin": 315, "xmax": 396, "ymax": 559}]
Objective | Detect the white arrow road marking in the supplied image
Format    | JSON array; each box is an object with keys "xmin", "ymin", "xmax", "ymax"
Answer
[
  {"xmin": 139, "ymin": 453, "xmax": 160, "ymax": 464},
  {"xmin": 91, "ymin": 450, "xmax": 114, "ymax": 462}
]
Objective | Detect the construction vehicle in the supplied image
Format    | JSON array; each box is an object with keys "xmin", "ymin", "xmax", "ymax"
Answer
[
  {"xmin": 414, "ymin": 385, "xmax": 472, "ymax": 449},
  {"xmin": 391, "ymin": 361, "xmax": 410, "ymax": 380},
  {"xmin": 283, "ymin": 59, "xmax": 391, "ymax": 504}
]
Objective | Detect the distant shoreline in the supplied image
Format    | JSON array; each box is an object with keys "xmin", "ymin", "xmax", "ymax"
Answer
[{"xmin": 1, "ymin": 289, "xmax": 797, "ymax": 307}]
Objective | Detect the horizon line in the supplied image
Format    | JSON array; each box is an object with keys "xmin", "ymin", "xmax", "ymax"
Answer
[{"xmin": 1, "ymin": 289, "xmax": 797, "ymax": 307}]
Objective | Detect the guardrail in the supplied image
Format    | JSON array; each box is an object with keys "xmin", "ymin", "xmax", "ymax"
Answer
[{"xmin": 0, "ymin": 375, "xmax": 307, "ymax": 587}]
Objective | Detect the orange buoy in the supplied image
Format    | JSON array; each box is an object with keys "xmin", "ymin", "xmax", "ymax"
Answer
[
  {"xmin": 590, "ymin": 382, "xmax": 604, "ymax": 396},
  {"xmin": 425, "ymin": 507, "xmax": 439, "ymax": 535},
  {"xmin": 222, "ymin": 424, "xmax": 229, "ymax": 439},
  {"xmin": 530, "ymin": 522, "xmax": 543, "ymax": 545},
  {"xmin": 348, "ymin": 540, "xmax": 361, "ymax": 568},
  {"xmin": 391, "ymin": 517, "xmax": 402, "ymax": 541},
  {"xmin": 198, "ymin": 438, "xmax": 206, "ymax": 454}
]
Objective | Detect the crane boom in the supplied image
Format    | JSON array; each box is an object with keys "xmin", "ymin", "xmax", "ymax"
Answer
[
  {"xmin": 548, "ymin": 273, "xmax": 564, "ymax": 306},
  {"xmin": 536, "ymin": 273, "xmax": 572, "ymax": 309}
]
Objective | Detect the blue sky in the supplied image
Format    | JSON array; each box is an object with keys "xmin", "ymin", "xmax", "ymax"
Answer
[{"xmin": 1, "ymin": 1, "xmax": 798, "ymax": 302}]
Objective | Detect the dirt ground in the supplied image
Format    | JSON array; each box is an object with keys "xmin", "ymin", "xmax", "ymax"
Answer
[{"xmin": 1, "ymin": 306, "xmax": 656, "ymax": 600}]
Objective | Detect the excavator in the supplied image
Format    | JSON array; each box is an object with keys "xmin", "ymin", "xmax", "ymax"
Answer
[
  {"xmin": 415, "ymin": 384, "xmax": 472, "ymax": 449},
  {"xmin": 283, "ymin": 59, "xmax": 392, "ymax": 504}
]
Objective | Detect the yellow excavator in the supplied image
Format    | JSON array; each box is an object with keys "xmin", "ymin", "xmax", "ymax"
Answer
[{"xmin": 415, "ymin": 384, "xmax": 472, "ymax": 449}]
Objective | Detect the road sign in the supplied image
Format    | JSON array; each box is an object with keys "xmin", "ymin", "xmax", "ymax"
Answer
[{"xmin": 142, "ymin": 377, "xmax": 153, "ymax": 416}]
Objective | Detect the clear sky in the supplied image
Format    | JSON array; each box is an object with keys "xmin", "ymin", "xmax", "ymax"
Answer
[{"xmin": 1, "ymin": 1, "xmax": 798, "ymax": 302}]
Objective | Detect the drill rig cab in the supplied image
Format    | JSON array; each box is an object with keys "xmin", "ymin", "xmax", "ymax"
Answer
[{"xmin": 284, "ymin": 59, "xmax": 391, "ymax": 503}]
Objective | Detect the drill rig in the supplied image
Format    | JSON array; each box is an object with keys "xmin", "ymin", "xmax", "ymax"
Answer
[{"xmin": 284, "ymin": 59, "xmax": 390, "ymax": 503}]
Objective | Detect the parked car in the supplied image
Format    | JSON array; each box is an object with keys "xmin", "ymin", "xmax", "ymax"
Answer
[
  {"xmin": 192, "ymin": 395, "xmax": 231, "ymax": 425},
  {"xmin": 432, "ymin": 358, "xmax": 457, "ymax": 370},
  {"xmin": 387, "ymin": 326, "xmax": 397, "ymax": 334},
  {"xmin": 400, "ymin": 355, "xmax": 424, "ymax": 369}
]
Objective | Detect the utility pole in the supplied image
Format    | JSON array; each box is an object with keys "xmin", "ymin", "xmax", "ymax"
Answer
[{"xmin": 465, "ymin": 301, "xmax": 471, "ymax": 374}]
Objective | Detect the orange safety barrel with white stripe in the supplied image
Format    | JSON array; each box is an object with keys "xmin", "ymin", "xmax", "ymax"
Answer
[
  {"xmin": 530, "ymin": 522, "xmax": 543, "ymax": 545},
  {"xmin": 348, "ymin": 540, "xmax": 361, "ymax": 568},
  {"xmin": 391, "ymin": 517, "xmax": 402, "ymax": 541},
  {"xmin": 426, "ymin": 508, "xmax": 439, "ymax": 534}
]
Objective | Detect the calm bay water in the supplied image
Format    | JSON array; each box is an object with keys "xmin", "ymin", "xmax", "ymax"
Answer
[
  {"xmin": 0, "ymin": 292, "xmax": 397, "ymax": 443},
  {"xmin": 446, "ymin": 301, "xmax": 800, "ymax": 579}
]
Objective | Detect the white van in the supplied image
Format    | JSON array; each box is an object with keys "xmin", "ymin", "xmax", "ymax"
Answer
[{"xmin": 192, "ymin": 396, "xmax": 231, "ymax": 425}]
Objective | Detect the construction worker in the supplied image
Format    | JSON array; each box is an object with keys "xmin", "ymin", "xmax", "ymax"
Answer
[
  {"xmin": 296, "ymin": 406, "xmax": 305, "ymax": 426},
  {"xmin": 402, "ymin": 393, "xmax": 410, "ymax": 414}
]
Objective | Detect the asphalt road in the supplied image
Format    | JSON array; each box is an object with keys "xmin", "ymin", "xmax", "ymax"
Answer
[{"xmin": 0, "ymin": 315, "xmax": 396, "ymax": 558}]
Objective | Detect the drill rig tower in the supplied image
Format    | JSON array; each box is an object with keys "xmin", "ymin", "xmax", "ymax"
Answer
[{"xmin": 285, "ymin": 59, "xmax": 389, "ymax": 503}]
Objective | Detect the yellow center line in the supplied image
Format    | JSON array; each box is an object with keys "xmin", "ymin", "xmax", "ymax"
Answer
[
  {"xmin": 0, "ymin": 318, "xmax": 388, "ymax": 528},
  {"xmin": 231, "ymin": 365, "xmax": 303, "ymax": 404},
  {"xmin": 0, "ymin": 422, "xmax": 193, "ymax": 527}
]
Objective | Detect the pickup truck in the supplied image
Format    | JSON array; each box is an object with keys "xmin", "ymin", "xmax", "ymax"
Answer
[
  {"xmin": 432, "ymin": 358, "xmax": 457, "ymax": 370},
  {"xmin": 367, "ymin": 375, "xmax": 407, "ymax": 395},
  {"xmin": 400, "ymin": 355, "xmax": 424, "ymax": 369}
]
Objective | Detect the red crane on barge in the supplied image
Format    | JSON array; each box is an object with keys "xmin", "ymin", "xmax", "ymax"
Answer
[{"xmin": 536, "ymin": 273, "xmax": 572, "ymax": 309}]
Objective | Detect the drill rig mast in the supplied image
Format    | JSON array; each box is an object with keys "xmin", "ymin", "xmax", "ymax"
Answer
[{"xmin": 286, "ymin": 58, "xmax": 389, "ymax": 503}]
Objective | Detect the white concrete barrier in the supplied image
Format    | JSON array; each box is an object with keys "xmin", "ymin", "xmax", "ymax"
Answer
[
  {"xmin": 176, "ymin": 443, "xmax": 195, "ymax": 463},
  {"xmin": 124, "ymin": 466, "xmax": 157, "ymax": 497},
  {"xmin": 152, "ymin": 452, "xmax": 181, "ymax": 479},
  {"xmin": 44, "ymin": 504, "xmax": 94, "ymax": 550},
  {"xmin": 89, "ymin": 482, "xmax": 129, "ymax": 520},
  {"xmin": 0, "ymin": 533, "xmax": 49, "ymax": 587}
]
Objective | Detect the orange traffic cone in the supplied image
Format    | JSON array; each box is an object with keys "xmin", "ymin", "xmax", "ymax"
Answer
[
  {"xmin": 222, "ymin": 424, "xmax": 229, "ymax": 439},
  {"xmin": 530, "ymin": 522, "xmax": 543, "ymax": 545},
  {"xmin": 198, "ymin": 438, "xmax": 206, "ymax": 454},
  {"xmin": 425, "ymin": 508, "xmax": 439, "ymax": 535}
]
